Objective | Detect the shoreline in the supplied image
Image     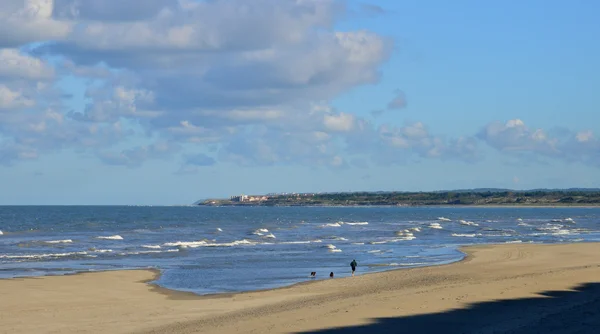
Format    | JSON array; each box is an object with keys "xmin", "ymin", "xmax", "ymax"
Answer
[
  {"xmin": 198, "ymin": 203, "xmax": 600, "ymax": 208},
  {"xmin": 2, "ymin": 242, "xmax": 600, "ymax": 333}
]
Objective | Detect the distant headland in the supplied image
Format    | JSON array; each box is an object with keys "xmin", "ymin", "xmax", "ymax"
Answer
[{"xmin": 198, "ymin": 188, "xmax": 600, "ymax": 207}]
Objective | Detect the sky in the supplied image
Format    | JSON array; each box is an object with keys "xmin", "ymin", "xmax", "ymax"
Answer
[{"xmin": 0, "ymin": 0, "xmax": 599, "ymax": 205}]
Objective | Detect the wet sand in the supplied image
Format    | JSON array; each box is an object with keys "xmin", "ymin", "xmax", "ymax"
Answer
[{"xmin": 1, "ymin": 243, "xmax": 599, "ymax": 333}]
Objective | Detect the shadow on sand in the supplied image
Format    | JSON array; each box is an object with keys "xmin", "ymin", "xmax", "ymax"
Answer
[{"xmin": 297, "ymin": 282, "xmax": 600, "ymax": 334}]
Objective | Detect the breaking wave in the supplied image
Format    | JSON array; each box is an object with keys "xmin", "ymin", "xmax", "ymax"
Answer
[{"xmin": 96, "ymin": 235, "xmax": 123, "ymax": 240}]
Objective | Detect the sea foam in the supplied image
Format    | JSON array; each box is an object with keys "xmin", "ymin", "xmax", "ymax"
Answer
[
  {"xmin": 345, "ymin": 222, "xmax": 369, "ymax": 226},
  {"xmin": 459, "ymin": 220, "xmax": 479, "ymax": 226},
  {"xmin": 44, "ymin": 239, "xmax": 73, "ymax": 244},
  {"xmin": 96, "ymin": 235, "xmax": 123, "ymax": 240}
]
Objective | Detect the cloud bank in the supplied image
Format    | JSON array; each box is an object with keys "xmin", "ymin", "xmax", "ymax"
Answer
[{"xmin": 0, "ymin": 1, "xmax": 596, "ymax": 170}]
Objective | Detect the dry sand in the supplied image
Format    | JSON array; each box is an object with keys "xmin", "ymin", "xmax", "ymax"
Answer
[{"xmin": 1, "ymin": 243, "xmax": 599, "ymax": 334}]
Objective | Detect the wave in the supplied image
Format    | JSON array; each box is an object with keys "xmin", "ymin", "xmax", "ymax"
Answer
[
  {"xmin": 409, "ymin": 227, "xmax": 421, "ymax": 232},
  {"xmin": 280, "ymin": 241, "xmax": 311, "ymax": 244},
  {"xmin": 163, "ymin": 239, "xmax": 256, "ymax": 248},
  {"xmin": 119, "ymin": 249, "xmax": 179, "ymax": 255},
  {"xmin": 263, "ymin": 233, "xmax": 276, "ymax": 239},
  {"xmin": 429, "ymin": 223, "xmax": 443, "ymax": 229},
  {"xmin": 44, "ymin": 239, "xmax": 73, "ymax": 244},
  {"xmin": 252, "ymin": 228, "xmax": 269, "ymax": 236},
  {"xmin": 451, "ymin": 233, "xmax": 478, "ymax": 238},
  {"xmin": 459, "ymin": 220, "xmax": 479, "ymax": 226},
  {"xmin": 329, "ymin": 249, "xmax": 342, "ymax": 253},
  {"xmin": 505, "ymin": 240, "xmax": 523, "ymax": 244},
  {"xmin": 89, "ymin": 248, "xmax": 113, "ymax": 253},
  {"xmin": 0, "ymin": 230, "xmax": 3, "ymax": 235},
  {"xmin": 142, "ymin": 245, "xmax": 161, "ymax": 249},
  {"xmin": 345, "ymin": 222, "xmax": 369, "ymax": 226},
  {"xmin": 216, "ymin": 228, "xmax": 223, "ymax": 232},
  {"xmin": 351, "ymin": 242, "xmax": 365, "ymax": 245},
  {"xmin": 324, "ymin": 244, "xmax": 337, "ymax": 250},
  {"xmin": 96, "ymin": 235, "xmax": 123, "ymax": 240},
  {"xmin": 322, "ymin": 223, "xmax": 342, "ymax": 228},
  {"xmin": 0, "ymin": 251, "xmax": 89, "ymax": 260},
  {"xmin": 369, "ymin": 262, "xmax": 428, "ymax": 267},
  {"xmin": 395, "ymin": 230, "xmax": 416, "ymax": 240},
  {"xmin": 437, "ymin": 217, "xmax": 452, "ymax": 222}
]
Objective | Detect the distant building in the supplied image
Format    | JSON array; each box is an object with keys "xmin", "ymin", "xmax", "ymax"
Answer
[
  {"xmin": 230, "ymin": 194, "xmax": 249, "ymax": 202},
  {"xmin": 230, "ymin": 194, "xmax": 268, "ymax": 202}
]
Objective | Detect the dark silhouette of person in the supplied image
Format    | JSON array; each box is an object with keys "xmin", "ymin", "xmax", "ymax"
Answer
[
  {"xmin": 329, "ymin": 272, "xmax": 334, "ymax": 278},
  {"xmin": 351, "ymin": 259, "xmax": 357, "ymax": 276}
]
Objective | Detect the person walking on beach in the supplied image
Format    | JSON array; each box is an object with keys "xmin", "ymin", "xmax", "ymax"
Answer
[{"xmin": 350, "ymin": 259, "xmax": 357, "ymax": 276}]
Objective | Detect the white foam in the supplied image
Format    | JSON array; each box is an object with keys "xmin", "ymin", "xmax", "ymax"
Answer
[
  {"xmin": 0, "ymin": 251, "xmax": 88, "ymax": 260},
  {"xmin": 252, "ymin": 228, "xmax": 269, "ymax": 235},
  {"xmin": 216, "ymin": 228, "xmax": 223, "ymax": 232},
  {"xmin": 451, "ymin": 233, "xmax": 478, "ymax": 238},
  {"xmin": 312, "ymin": 239, "xmax": 323, "ymax": 243},
  {"xmin": 505, "ymin": 240, "xmax": 523, "ymax": 244},
  {"xmin": 345, "ymin": 222, "xmax": 369, "ymax": 226},
  {"xmin": 368, "ymin": 250, "xmax": 382, "ymax": 253},
  {"xmin": 351, "ymin": 242, "xmax": 365, "ymax": 245},
  {"xmin": 44, "ymin": 239, "xmax": 73, "ymax": 244},
  {"xmin": 142, "ymin": 245, "xmax": 161, "ymax": 249},
  {"xmin": 517, "ymin": 218, "xmax": 523, "ymax": 222},
  {"xmin": 329, "ymin": 249, "xmax": 342, "ymax": 253},
  {"xmin": 0, "ymin": 230, "xmax": 3, "ymax": 235},
  {"xmin": 324, "ymin": 244, "xmax": 337, "ymax": 249},
  {"xmin": 264, "ymin": 233, "xmax": 276, "ymax": 239},
  {"xmin": 437, "ymin": 217, "xmax": 451, "ymax": 222},
  {"xmin": 459, "ymin": 220, "xmax": 479, "ymax": 226},
  {"xmin": 322, "ymin": 223, "xmax": 342, "ymax": 228},
  {"xmin": 281, "ymin": 241, "xmax": 311, "ymax": 244},
  {"xmin": 429, "ymin": 223, "xmax": 443, "ymax": 229},
  {"xmin": 395, "ymin": 231, "xmax": 416, "ymax": 240},
  {"xmin": 564, "ymin": 218, "xmax": 576, "ymax": 223},
  {"xmin": 332, "ymin": 236, "xmax": 348, "ymax": 241},
  {"xmin": 410, "ymin": 227, "xmax": 421, "ymax": 232},
  {"xmin": 120, "ymin": 249, "xmax": 179, "ymax": 255},
  {"xmin": 90, "ymin": 249, "xmax": 113, "ymax": 253},
  {"xmin": 164, "ymin": 239, "xmax": 256, "ymax": 248},
  {"xmin": 96, "ymin": 235, "xmax": 123, "ymax": 240}
]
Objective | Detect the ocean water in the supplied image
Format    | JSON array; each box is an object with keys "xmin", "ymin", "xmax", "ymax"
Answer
[{"xmin": 1, "ymin": 206, "xmax": 599, "ymax": 295}]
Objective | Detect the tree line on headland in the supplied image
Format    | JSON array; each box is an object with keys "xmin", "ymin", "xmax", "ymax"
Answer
[{"xmin": 199, "ymin": 189, "xmax": 600, "ymax": 206}]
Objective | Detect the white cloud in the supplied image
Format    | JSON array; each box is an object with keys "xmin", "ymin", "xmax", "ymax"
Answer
[
  {"xmin": 0, "ymin": 48, "xmax": 54, "ymax": 79},
  {"xmin": 323, "ymin": 112, "xmax": 356, "ymax": 132},
  {"xmin": 0, "ymin": 85, "xmax": 35, "ymax": 109},
  {"xmin": 478, "ymin": 119, "xmax": 559, "ymax": 154},
  {"xmin": 0, "ymin": 0, "xmax": 71, "ymax": 47},
  {"xmin": 480, "ymin": 119, "xmax": 600, "ymax": 167}
]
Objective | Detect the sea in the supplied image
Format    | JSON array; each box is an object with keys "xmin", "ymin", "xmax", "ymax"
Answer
[{"xmin": 1, "ymin": 206, "xmax": 599, "ymax": 295}]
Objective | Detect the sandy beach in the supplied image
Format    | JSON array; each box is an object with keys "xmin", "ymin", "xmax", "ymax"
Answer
[{"xmin": 1, "ymin": 243, "xmax": 599, "ymax": 334}]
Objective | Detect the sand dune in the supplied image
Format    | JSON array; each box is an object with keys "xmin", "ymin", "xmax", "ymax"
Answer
[{"xmin": 1, "ymin": 243, "xmax": 599, "ymax": 334}]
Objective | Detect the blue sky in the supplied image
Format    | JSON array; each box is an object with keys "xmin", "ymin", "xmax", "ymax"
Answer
[{"xmin": 0, "ymin": 0, "xmax": 598, "ymax": 205}]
